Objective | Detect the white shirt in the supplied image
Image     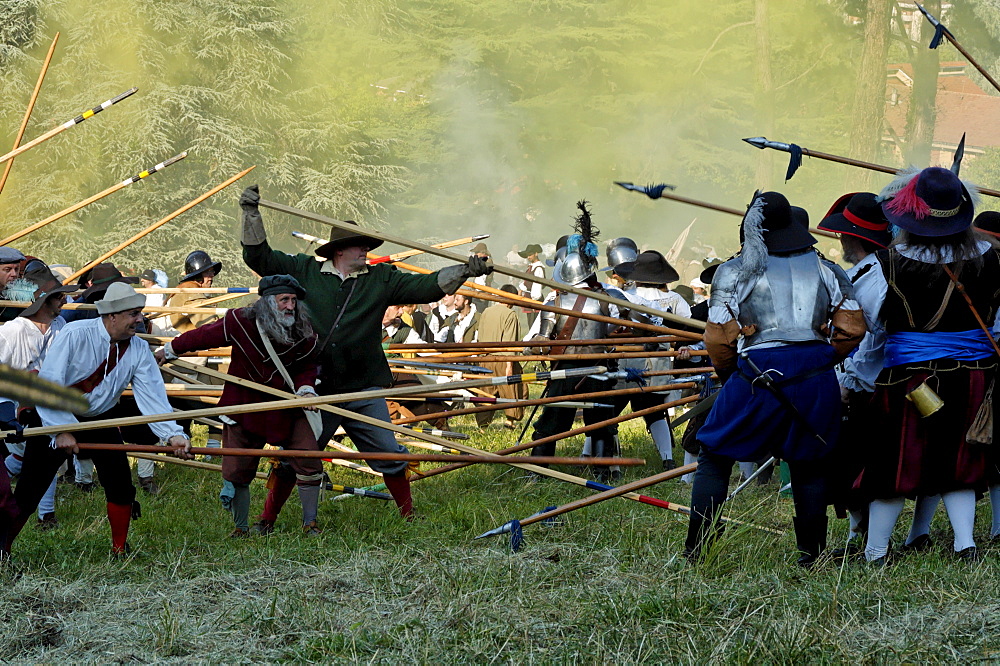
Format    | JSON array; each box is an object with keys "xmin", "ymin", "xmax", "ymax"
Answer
[
  {"xmin": 843, "ymin": 240, "xmax": 995, "ymax": 389},
  {"xmin": 436, "ymin": 304, "xmax": 479, "ymax": 343},
  {"xmin": 518, "ymin": 261, "xmax": 545, "ymax": 301},
  {"xmin": 37, "ymin": 318, "xmax": 184, "ymax": 441},
  {"xmin": 838, "ymin": 253, "xmax": 885, "ymax": 392}
]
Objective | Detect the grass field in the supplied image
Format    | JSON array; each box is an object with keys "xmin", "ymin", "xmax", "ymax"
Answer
[{"xmin": 4, "ymin": 415, "xmax": 1000, "ymax": 663}]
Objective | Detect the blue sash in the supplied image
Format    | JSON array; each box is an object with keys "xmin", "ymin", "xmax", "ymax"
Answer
[{"xmin": 884, "ymin": 329, "xmax": 995, "ymax": 367}]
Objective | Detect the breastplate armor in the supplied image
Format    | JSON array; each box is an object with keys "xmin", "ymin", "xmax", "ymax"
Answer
[{"xmin": 741, "ymin": 252, "xmax": 830, "ymax": 348}]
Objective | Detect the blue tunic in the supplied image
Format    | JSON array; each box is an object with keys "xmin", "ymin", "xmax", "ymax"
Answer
[{"xmin": 697, "ymin": 342, "xmax": 840, "ymax": 462}]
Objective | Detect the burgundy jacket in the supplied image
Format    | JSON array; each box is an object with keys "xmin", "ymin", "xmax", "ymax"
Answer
[{"xmin": 170, "ymin": 308, "xmax": 320, "ymax": 441}]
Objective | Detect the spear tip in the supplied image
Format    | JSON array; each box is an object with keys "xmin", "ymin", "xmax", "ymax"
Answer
[{"xmin": 743, "ymin": 137, "xmax": 768, "ymax": 149}]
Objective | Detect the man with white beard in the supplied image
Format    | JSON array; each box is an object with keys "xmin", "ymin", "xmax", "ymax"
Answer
[{"xmin": 156, "ymin": 275, "xmax": 325, "ymax": 537}]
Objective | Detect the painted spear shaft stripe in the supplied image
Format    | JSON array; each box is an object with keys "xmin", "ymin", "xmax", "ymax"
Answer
[
  {"xmin": 119, "ymin": 151, "xmax": 187, "ymax": 186},
  {"xmin": 68, "ymin": 87, "xmax": 138, "ymax": 125},
  {"xmin": 405, "ymin": 427, "xmax": 469, "ymax": 440}
]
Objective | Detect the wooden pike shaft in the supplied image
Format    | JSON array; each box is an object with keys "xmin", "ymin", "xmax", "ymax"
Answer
[
  {"xmin": 258, "ymin": 199, "xmax": 705, "ymax": 330},
  {"xmin": 0, "ymin": 87, "xmax": 138, "ymax": 166},
  {"xmin": 650, "ymin": 191, "xmax": 839, "ymax": 238},
  {"xmin": 128, "ymin": 451, "xmax": 267, "ymax": 480},
  {"xmin": 0, "ymin": 300, "xmax": 231, "ymax": 317},
  {"xmin": 417, "ymin": 350, "xmax": 709, "ymax": 364},
  {"xmin": 0, "ymin": 32, "xmax": 59, "ymax": 197},
  {"xmin": 517, "ymin": 463, "xmax": 698, "ymax": 528},
  {"xmin": 388, "ymin": 336, "xmax": 684, "ymax": 350},
  {"xmin": 368, "ymin": 234, "xmax": 488, "ymax": 264},
  {"xmin": 64, "ymin": 166, "xmax": 255, "ymax": 284},
  {"xmin": 393, "ymin": 381, "xmax": 698, "ymax": 425},
  {"xmin": 0, "ymin": 151, "xmax": 188, "ymax": 246},
  {"xmin": 81, "ymin": 443, "xmax": 640, "ymax": 466},
  {"xmin": 413, "ymin": 394, "xmax": 701, "ymax": 480},
  {"xmin": 943, "ymin": 32, "xmax": 1000, "ymax": 97},
  {"xmin": 135, "ymin": 287, "xmax": 257, "ymax": 294},
  {"xmin": 390, "ymin": 257, "xmax": 701, "ymax": 340}
]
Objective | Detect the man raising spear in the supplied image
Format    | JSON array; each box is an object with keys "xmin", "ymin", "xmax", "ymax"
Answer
[{"xmin": 239, "ymin": 185, "xmax": 492, "ymax": 519}]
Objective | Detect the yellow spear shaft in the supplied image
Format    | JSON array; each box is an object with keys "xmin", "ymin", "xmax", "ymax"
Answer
[
  {"xmin": 0, "ymin": 87, "xmax": 138, "ymax": 166},
  {"xmin": 64, "ymin": 165, "xmax": 255, "ymax": 285},
  {"xmin": 0, "ymin": 32, "xmax": 59, "ymax": 197},
  {"xmin": 0, "ymin": 151, "xmax": 188, "ymax": 246}
]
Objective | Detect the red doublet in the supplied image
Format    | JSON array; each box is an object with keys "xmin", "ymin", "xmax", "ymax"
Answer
[{"xmin": 169, "ymin": 308, "xmax": 320, "ymax": 442}]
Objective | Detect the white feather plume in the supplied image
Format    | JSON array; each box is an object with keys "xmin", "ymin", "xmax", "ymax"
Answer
[
  {"xmin": 737, "ymin": 196, "xmax": 768, "ymax": 282},
  {"xmin": 875, "ymin": 165, "xmax": 921, "ymax": 203}
]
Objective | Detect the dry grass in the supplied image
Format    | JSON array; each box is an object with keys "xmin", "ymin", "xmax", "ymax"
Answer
[{"xmin": 4, "ymin": 416, "xmax": 1000, "ymax": 663}]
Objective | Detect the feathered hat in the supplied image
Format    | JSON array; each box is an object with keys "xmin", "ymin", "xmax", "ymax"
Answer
[
  {"xmin": 556, "ymin": 201, "xmax": 601, "ymax": 284},
  {"xmin": 878, "ymin": 166, "xmax": 977, "ymax": 237}
]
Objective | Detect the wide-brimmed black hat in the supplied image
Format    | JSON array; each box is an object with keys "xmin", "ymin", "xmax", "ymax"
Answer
[
  {"xmin": 818, "ymin": 192, "xmax": 892, "ymax": 248},
  {"xmin": 20, "ymin": 267, "xmax": 76, "ymax": 318},
  {"xmin": 751, "ymin": 192, "xmax": 816, "ymax": 253},
  {"xmin": 881, "ymin": 167, "xmax": 975, "ymax": 236},
  {"xmin": 316, "ymin": 221, "xmax": 384, "ymax": 259},
  {"xmin": 80, "ymin": 263, "xmax": 139, "ymax": 300},
  {"xmin": 518, "ymin": 243, "xmax": 543, "ymax": 259},
  {"xmin": 615, "ymin": 250, "xmax": 680, "ymax": 284},
  {"xmin": 974, "ymin": 211, "xmax": 1000, "ymax": 239}
]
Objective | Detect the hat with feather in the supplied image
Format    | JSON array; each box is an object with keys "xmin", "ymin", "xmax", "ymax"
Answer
[
  {"xmin": 878, "ymin": 166, "xmax": 977, "ymax": 237},
  {"xmin": 555, "ymin": 201, "xmax": 601, "ymax": 284}
]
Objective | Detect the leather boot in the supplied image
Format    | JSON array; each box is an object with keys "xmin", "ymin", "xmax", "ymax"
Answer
[{"xmin": 794, "ymin": 515, "xmax": 828, "ymax": 567}]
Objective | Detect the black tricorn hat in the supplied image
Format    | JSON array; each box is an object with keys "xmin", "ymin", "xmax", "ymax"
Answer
[
  {"xmin": 818, "ymin": 192, "xmax": 892, "ymax": 249},
  {"xmin": 615, "ymin": 250, "xmax": 680, "ymax": 284},
  {"xmin": 316, "ymin": 221, "xmax": 384, "ymax": 258}
]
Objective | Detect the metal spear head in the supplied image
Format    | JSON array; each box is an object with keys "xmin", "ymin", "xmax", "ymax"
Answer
[
  {"xmin": 614, "ymin": 181, "xmax": 677, "ymax": 199},
  {"xmin": 471, "ymin": 234, "xmax": 491, "ymax": 241},
  {"xmin": 915, "ymin": 3, "xmax": 943, "ymax": 28},
  {"xmin": 474, "ymin": 521, "xmax": 514, "ymax": 539},
  {"xmin": 291, "ymin": 231, "xmax": 324, "ymax": 245},
  {"xmin": 743, "ymin": 136, "xmax": 793, "ymax": 152},
  {"xmin": 951, "ymin": 132, "xmax": 966, "ymax": 175}
]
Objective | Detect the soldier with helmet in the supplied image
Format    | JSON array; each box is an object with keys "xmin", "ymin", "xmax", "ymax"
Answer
[{"xmin": 167, "ymin": 250, "xmax": 223, "ymax": 333}]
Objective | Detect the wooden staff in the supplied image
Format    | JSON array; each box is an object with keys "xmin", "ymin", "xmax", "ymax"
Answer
[
  {"xmin": 369, "ymin": 234, "xmax": 490, "ymax": 264},
  {"xmin": 411, "ymin": 394, "xmax": 700, "ymax": 481},
  {"xmin": 0, "ymin": 151, "xmax": 188, "ymax": 246},
  {"xmin": 0, "ymin": 87, "xmax": 138, "ymax": 167},
  {"xmin": 616, "ymin": 183, "xmax": 840, "ymax": 238},
  {"xmin": 135, "ymin": 287, "xmax": 256, "ymax": 294},
  {"xmin": 0, "ymin": 32, "xmax": 59, "ymax": 197},
  {"xmin": 388, "ymin": 336, "xmax": 684, "ymax": 351},
  {"xmin": 258, "ymin": 198, "xmax": 706, "ymax": 330},
  {"xmin": 475, "ymin": 463, "xmax": 697, "ymax": 540},
  {"xmin": 414, "ymin": 350, "xmax": 710, "ymax": 364},
  {"xmin": 744, "ymin": 136, "xmax": 1000, "ymax": 200},
  {"xmin": 64, "ymin": 166, "xmax": 255, "ymax": 284},
  {"xmin": 0, "ymin": 362, "xmax": 89, "ymax": 413},
  {"xmin": 128, "ymin": 451, "xmax": 267, "ymax": 480},
  {"xmin": 393, "ymin": 381, "xmax": 698, "ymax": 425},
  {"xmin": 79, "ymin": 443, "xmax": 640, "ymax": 466},
  {"xmin": 389, "ymin": 256, "xmax": 702, "ymax": 341}
]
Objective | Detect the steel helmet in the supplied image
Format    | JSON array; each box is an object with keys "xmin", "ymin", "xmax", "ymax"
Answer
[{"xmin": 181, "ymin": 250, "xmax": 223, "ymax": 283}]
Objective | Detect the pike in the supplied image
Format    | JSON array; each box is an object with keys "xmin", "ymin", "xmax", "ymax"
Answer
[
  {"xmin": 294, "ymin": 230, "xmax": 490, "ymax": 264},
  {"xmin": 389, "ymin": 256, "xmax": 702, "ymax": 340},
  {"xmin": 0, "ymin": 32, "xmax": 59, "ymax": 197},
  {"xmin": 474, "ymin": 464, "xmax": 697, "ymax": 550},
  {"xmin": 0, "ymin": 151, "xmax": 188, "ymax": 246},
  {"xmin": 388, "ymin": 336, "xmax": 685, "ymax": 351},
  {"xmin": 915, "ymin": 3, "xmax": 1000, "ymax": 95},
  {"xmin": 400, "ymin": 425, "xmax": 469, "ymax": 441},
  {"xmin": 259, "ymin": 199, "xmax": 704, "ymax": 330},
  {"xmin": 64, "ymin": 166, "xmax": 256, "ymax": 284},
  {"xmin": 76, "ymin": 443, "xmax": 641, "ymax": 467},
  {"xmin": 614, "ymin": 181, "xmax": 839, "ymax": 239},
  {"xmin": 0, "ymin": 363, "xmax": 88, "ymax": 413},
  {"xmin": 743, "ymin": 136, "xmax": 1000, "ymax": 198},
  {"xmin": 386, "ymin": 358, "xmax": 492, "ymax": 374},
  {"xmin": 0, "ymin": 87, "xmax": 138, "ymax": 166},
  {"xmin": 394, "ymin": 395, "xmax": 613, "ymax": 409}
]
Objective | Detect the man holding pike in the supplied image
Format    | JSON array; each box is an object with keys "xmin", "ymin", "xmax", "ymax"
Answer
[
  {"xmin": 238, "ymin": 185, "xmax": 492, "ymax": 519},
  {"xmin": 4, "ymin": 282, "xmax": 191, "ymax": 559}
]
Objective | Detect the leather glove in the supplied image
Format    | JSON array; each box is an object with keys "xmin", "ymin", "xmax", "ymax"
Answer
[
  {"xmin": 466, "ymin": 255, "xmax": 494, "ymax": 277},
  {"xmin": 240, "ymin": 185, "xmax": 267, "ymax": 246}
]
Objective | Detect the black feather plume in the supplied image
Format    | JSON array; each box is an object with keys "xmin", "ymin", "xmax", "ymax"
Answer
[{"xmin": 574, "ymin": 200, "xmax": 599, "ymax": 245}]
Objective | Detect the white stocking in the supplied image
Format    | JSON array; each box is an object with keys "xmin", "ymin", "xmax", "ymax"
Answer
[
  {"xmin": 848, "ymin": 509, "xmax": 865, "ymax": 541},
  {"xmin": 682, "ymin": 451, "xmax": 697, "ymax": 484},
  {"xmin": 941, "ymin": 489, "xmax": 976, "ymax": 552},
  {"xmin": 865, "ymin": 497, "xmax": 905, "ymax": 561},
  {"xmin": 905, "ymin": 495, "xmax": 940, "ymax": 545},
  {"xmin": 648, "ymin": 419, "xmax": 673, "ymax": 462}
]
